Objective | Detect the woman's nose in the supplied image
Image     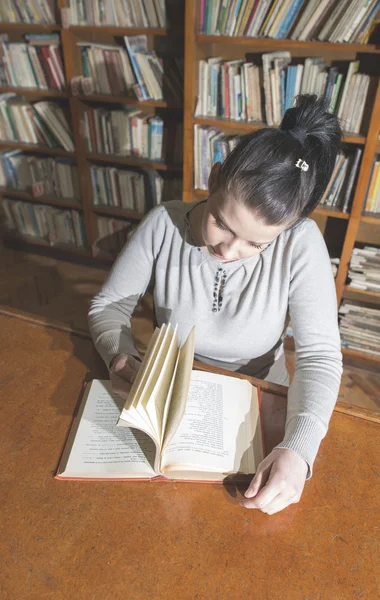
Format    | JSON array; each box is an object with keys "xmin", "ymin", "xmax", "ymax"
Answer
[{"xmin": 222, "ymin": 239, "xmax": 241, "ymax": 259}]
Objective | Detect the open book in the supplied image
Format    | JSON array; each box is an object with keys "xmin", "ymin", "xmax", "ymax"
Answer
[{"xmin": 56, "ymin": 324, "xmax": 264, "ymax": 482}]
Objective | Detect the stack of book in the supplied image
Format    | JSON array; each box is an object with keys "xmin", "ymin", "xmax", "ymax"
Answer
[
  {"xmin": 84, "ymin": 107, "xmax": 183, "ymax": 164},
  {"xmin": 0, "ymin": 150, "xmax": 80, "ymax": 200},
  {"xmin": 362, "ymin": 155, "xmax": 380, "ymax": 214},
  {"xmin": 319, "ymin": 148, "xmax": 362, "ymax": 213},
  {"xmin": 61, "ymin": 0, "xmax": 167, "ymax": 28},
  {"xmin": 95, "ymin": 216, "xmax": 135, "ymax": 256},
  {"xmin": 0, "ymin": 0, "xmax": 56, "ymax": 24},
  {"xmin": 0, "ymin": 94, "xmax": 74, "ymax": 151},
  {"xmin": 199, "ymin": 0, "xmax": 379, "ymax": 44},
  {"xmin": 75, "ymin": 36, "xmax": 183, "ymax": 102},
  {"xmin": 339, "ymin": 301, "xmax": 380, "ymax": 358},
  {"xmin": 1, "ymin": 198, "xmax": 86, "ymax": 247},
  {"xmin": 347, "ymin": 246, "xmax": 380, "ymax": 293},
  {"xmin": 195, "ymin": 55, "xmax": 373, "ymax": 133},
  {"xmin": 0, "ymin": 35, "xmax": 65, "ymax": 91},
  {"xmin": 91, "ymin": 165, "xmax": 164, "ymax": 213}
]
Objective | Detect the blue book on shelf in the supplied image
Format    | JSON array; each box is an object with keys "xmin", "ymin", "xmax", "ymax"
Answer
[
  {"xmin": 124, "ymin": 36, "xmax": 149, "ymax": 100},
  {"xmin": 281, "ymin": 70, "xmax": 286, "ymax": 117},
  {"xmin": 276, "ymin": 0, "xmax": 305, "ymax": 39}
]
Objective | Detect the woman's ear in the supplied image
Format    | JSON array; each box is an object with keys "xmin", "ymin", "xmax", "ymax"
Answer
[{"xmin": 208, "ymin": 162, "xmax": 221, "ymax": 194}]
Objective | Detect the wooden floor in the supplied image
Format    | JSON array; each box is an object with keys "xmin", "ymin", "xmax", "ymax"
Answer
[{"xmin": 1, "ymin": 242, "xmax": 379, "ymax": 418}]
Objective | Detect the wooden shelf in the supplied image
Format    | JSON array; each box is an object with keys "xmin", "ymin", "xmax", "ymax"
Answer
[
  {"xmin": 0, "ymin": 86, "xmax": 68, "ymax": 98},
  {"xmin": 68, "ymin": 26, "xmax": 177, "ymax": 36},
  {"xmin": 344, "ymin": 286, "xmax": 380, "ymax": 299},
  {"xmin": 0, "ymin": 188, "xmax": 82, "ymax": 210},
  {"xmin": 0, "ymin": 23, "xmax": 61, "ymax": 32},
  {"xmin": 192, "ymin": 190, "xmax": 350, "ymax": 219},
  {"xmin": 361, "ymin": 212, "xmax": 380, "ymax": 224},
  {"xmin": 92, "ymin": 205, "xmax": 144, "ymax": 221},
  {"xmin": 285, "ymin": 335, "xmax": 380, "ymax": 366},
  {"xmin": 0, "ymin": 141, "xmax": 75, "ymax": 157},
  {"xmin": 313, "ymin": 207, "xmax": 350, "ymax": 219},
  {"xmin": 77, "ymin": 94, "xmax": 182, "ymax": 109},
  {"xmin": 193, "ymin": 117, "xmax": 366, "ymax": 144},
  {"xmin": 341, "ymin": 347, "xmax": 380, "ymax": 364},
  {"xmin": 196, "ymin": 35, "xmax": 380, "ymax": 54},
  {"xmin": 86, "ymin": 152, "xmax": 182, "ymax": 172},
  {"xmin": 3, "ymin": 230, "xmax": 89, "ymax": 257}
]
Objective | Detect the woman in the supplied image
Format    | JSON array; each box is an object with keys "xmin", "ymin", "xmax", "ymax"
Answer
[{"xmin": 89, "ymin": 94, "xmax": 343, "ymax": 514}]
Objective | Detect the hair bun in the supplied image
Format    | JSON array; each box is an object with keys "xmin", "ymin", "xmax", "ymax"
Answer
[
  {"xmin": 280, "ymin": 93, "xmax": 341, "ymax": 150},
  {"xmin": 287, "ymin": 126, "xmax": 307, "ymax": 145}
]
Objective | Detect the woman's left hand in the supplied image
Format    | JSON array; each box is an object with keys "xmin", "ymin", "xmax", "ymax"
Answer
[{"xmin": 240, "ymin": 448, "xmax": 308, "ymax": 514}]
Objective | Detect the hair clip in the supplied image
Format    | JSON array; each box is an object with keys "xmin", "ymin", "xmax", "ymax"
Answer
[{"xmin": 295, "ymin": 159, "xmax": 309, "ymax": 172}]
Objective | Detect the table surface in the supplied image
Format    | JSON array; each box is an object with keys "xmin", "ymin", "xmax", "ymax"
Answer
[{"xmin": 1, "ymin": 311, "xmax": 379, "ymax": 600}]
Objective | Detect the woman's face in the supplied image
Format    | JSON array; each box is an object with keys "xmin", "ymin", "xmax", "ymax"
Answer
[{"xmin": 201, "ymin": 190, "xmax": 288, "ymax": 263}]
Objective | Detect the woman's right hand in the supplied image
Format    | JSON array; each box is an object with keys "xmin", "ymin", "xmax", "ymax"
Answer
[{"xmin": 109, "ymin": 353, "xmax": 142, "ymax": 399}]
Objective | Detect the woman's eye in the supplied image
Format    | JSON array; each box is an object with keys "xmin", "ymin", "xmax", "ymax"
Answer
[
  {"xmin": 215, "ymin": 220, "xmax": 228, "ymax": 231},
  {"xmin": 249, "ymin": 242, "xmax": 263, "ymax": 250}
]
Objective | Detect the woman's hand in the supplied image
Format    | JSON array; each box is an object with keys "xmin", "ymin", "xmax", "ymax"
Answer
[
  {"xmin": 109, "ymin": 353, "xmax": 142, "ymax": 398},
  {"xmin": 240, "ymin": 448, "xmax": 308, "ymax": 514}
]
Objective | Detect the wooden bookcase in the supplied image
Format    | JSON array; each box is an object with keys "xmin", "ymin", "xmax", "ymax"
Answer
[
  {"xmin": 182, "ymin": 0, "xmax": 380, "ymax": 366},
  {"xmin": 0, "ymin": 8, "xmax": 184, "ymax": 264},
  {"xmin": 0, "ymin": 1, "xmax": 379, "ymax": 365}
]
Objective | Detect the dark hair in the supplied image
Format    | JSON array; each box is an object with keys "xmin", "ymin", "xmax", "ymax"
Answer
[{"xmin": 218, "ymin": 94, "xmax": 343, "ymax": 225}]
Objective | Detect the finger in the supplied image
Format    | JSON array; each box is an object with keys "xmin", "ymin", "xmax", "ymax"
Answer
[
  {"xmin": 110, "ymin": 372, "xmax": 133, "ymax": 397},
  {"xmin": 111, "ymin": 357, "xmax": 140, "ymax": 381},
  {"xmin": 241, "ymin": 472, "xmax": 281, "ymax": 510},
  {"xmin": 258, "ymin": 492, "xmax": 298, "ymax": 515},
  {"xmin": 244, "ymin": 464, "xmax": 270, "ymax": 499}
]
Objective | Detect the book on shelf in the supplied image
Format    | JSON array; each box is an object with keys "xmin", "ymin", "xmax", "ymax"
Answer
[
  {"xmin": 0, "ymin": 94, "xmax": 74, "ymax": 151},
  {"xmin": 1, "ymin": 198, "xmax": 86, "ymax": 247},
  {"xmin": 75, "ymin": 37, "xmax": 183, "ymax": 103},
  {"xmin": 61, "ymin": 0, "xmax": 167, "ymax": 28},
  {"xmin": 84, "ymin": 106, "xmax": 183, "ymax": 165},
  {"xmin": 194, "ymin": 54, "xmax": 374, "ymax": 134},
  {"xmin": 362, "ymin": 156, "xmax": 380, "ymax": 214},
  {"xmin": 319, "ymin": 147, "xmax": 362, "ymax": 213},
  {"xmin": 90, "ymin": 163, "xmax": 173, "ymax": 213},
  {"xmin": 347, "ymin": 246, "xmax": 380, "ymax": 293},
  {"xmin": 56, "ymin": 324, "xmax": 264, "ymax": 481},
  {"xmin": 0, "ymin": 0, "xmax": 57, "ymax": 24},
  {"xmin": 199, "ymin": 0, "xmax": 380, "ymax": 44},
  {"xmin": 0, "ymin": 150, "xmax": 80, "ymax": 200},
  {"xmin": 0, "ymin": 35, "xmax": 65, "ymax": 91},
  {"xmin": 339, "ymin": 300, "xmax": 380, "ymax": 358}
]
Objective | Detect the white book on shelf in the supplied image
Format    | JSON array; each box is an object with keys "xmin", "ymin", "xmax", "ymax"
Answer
[{"xmin": 290, "ymin": 0, "xmax": 319, "ymax": 39}]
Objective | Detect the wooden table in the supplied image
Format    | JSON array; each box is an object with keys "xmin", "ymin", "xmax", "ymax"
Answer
[{"xmin": 1, "ymin": 310, "xmax": 379, "ymax": 600}]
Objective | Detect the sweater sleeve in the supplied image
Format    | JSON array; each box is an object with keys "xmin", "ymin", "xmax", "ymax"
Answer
[
  {"xmin": 274, "ymin": 220, "xmax": 343, "ymax": 478},
  {"xmin": 88, "ymin": 205, "xmax": 165, "ymax": 368}
]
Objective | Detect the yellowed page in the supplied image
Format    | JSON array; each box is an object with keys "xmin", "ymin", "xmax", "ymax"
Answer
[
  {"xmin": 118, "ymin": 325, "xmax": 164, "ymax": 416},
  {"xmin": 59, "ymin": 380, "xmax": 157, "ymax": 479},
  {"xmin": 161, "ymin": 327, "xmax": 195, "ymax": 449},
  {"xmin": 161, "ymin": 371, "xmax": 262, "ymax": 479},
  {"xmin": 145, "ymin": 325, "xmax": 180, "ymax": 440}
]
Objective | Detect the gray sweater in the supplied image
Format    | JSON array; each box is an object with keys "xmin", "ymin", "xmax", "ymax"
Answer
[{"xmin": 88, "ymin": 200, "xmax": 343, "ymax": 477}]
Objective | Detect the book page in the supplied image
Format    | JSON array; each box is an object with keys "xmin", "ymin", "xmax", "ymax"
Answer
[
  {"xmin": 161, "ymin": 371, "xmax": 262, "ymax": 479},
  {"xmin": 58, "ymin": 380, "xmax": 157, "ymax": 479},
  {"xmin": 161, "ymin": 327, "xmax": 195, "ymax": 448},
  {"xmin": 145, "ymin": 325, "xmax": 179, "ymax": 440}
]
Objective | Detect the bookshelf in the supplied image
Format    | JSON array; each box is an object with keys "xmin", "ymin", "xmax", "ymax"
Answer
[
  {"xmin": 182, "ymin": 1, "xmax": 380, "ymax": 366},
  {"xmin": 0, "ymin": 2, "xmax": 184, "ymax": 261}
]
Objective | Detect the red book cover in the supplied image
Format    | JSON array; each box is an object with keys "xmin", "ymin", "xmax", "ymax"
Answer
[{"xmin": 36, "ymin": 46, "xmax": 55, "ymax": 89}]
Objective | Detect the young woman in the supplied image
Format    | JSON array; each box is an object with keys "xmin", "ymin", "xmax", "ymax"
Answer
[{"xmin": 89, "ymin": 94, "xmax": 343, "ymax": 515}]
